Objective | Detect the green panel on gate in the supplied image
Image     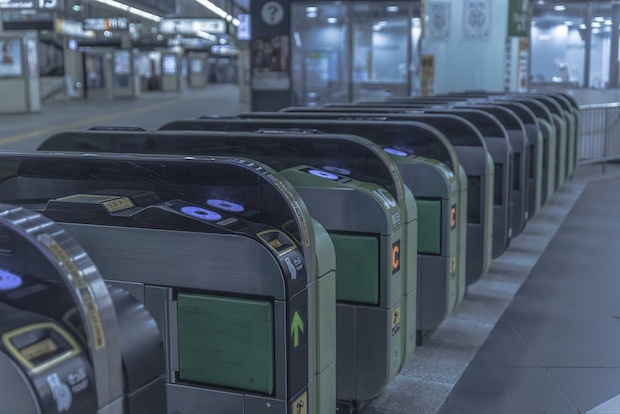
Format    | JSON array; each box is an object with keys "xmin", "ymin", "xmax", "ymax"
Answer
[
  {"xmin": 417, "ymin": 199, "xmax": 442, "ymax": 255},
  {"xmin": 177, "ymin": 293, "xmax": 274, "ymax": 394},
  {"xmin": 330, "ymin": 233, "xmax": 379, "ymax": 305}
]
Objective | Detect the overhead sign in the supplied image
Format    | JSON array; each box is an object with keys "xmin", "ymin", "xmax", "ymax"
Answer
[
  {"xmin": 0, "ymin": 0, "xmax": 61, "ymax": 9},
  {"xmin": 160, "ymin": 18, "xmax": 226, "ymax": 35},
  {"xmin": 508, "ymin": 0, "xmax": 530, "ymax": 37},
  {"xmin": 0, "ymin": 0, "xmax": 36, "ymax": 9},
  {"xmin": 55, "ymin": 18, "xmax": 95, "ymax": 38},
  {"xmin": 237, "ymin": 13, "xmax": 250, "ymax": 41},
  {"xmin": 84, "ymin": 17, "xmax": 128, "ymax": 31}
]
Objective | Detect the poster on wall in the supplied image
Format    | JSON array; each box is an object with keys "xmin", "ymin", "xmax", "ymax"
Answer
[
  {"xmin": 463, "ymin": 1, "xmax": 491, "ymax": 41},
  {"xmin": 518, "ymin": 38, "xmax": 529, "ymax": 92},
  {"xmin": 114, "ymin": 50, "xmax": 131, "ymax": 75},
  {"xmin": 162, "ymin": 54, "xmax": 178, "ymax": 75},
  {"xmin": 504, "ymin": 38, "xmax": 512, "ymax": 92},
  {"xmin": 421, "ymin": 54, "xmax": 435, "ymax": 96},
  {"xmin": 252, "ymin": 35, "xmax": 290, "ymax": 90},
  {"xmin": 427, "ymin": 2, "xmax": 450, "ymax": 41},
  {"xmin": 27, "ymin": 38, "xmax": 37, "ymax": 78},
  {"xmin": 0, "ymin": 39, "xmax": 22, "ymax": 77}
]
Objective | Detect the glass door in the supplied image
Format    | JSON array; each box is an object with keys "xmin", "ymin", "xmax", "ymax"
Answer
[
  {"xmin": 291, "ymin": 2, "xmax": 349, "ymax": 106},
  {"xmin": 351, "ymin": 2, "xmax": 412, "ymax": 101}
]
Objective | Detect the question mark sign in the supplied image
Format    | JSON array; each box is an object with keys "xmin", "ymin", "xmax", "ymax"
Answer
[
  {"xmin": 261, "ymin": 1, "xmax": 283, "ymax": 25},
  {"xmin": 268, "ymin": 5, "xmax": 277, "ymax": 21}
]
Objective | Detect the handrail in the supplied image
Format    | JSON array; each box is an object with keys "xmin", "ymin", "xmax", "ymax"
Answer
[{"xmin": 578, "ymin": 102, "xmax": 620, "ymax": 172}]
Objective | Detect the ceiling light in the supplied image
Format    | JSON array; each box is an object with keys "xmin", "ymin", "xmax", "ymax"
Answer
[
  {"xmin": 72, "ymin": 4, "xmax": 81, "ymax": 11},
  {"xmin": 327, "ymin": 17, "xmax": 337, "ymax": 23},
  {"xmin": 305, "ymin": 6, "xmax": 318, "ymax": 13},
  {"xmin": 554, "ymin": 5, "xmax": 566, "ymax": 11},
  {"xmin": 592, "ymin": 21, "xmax": 601, "ymax": 28},
  {"xmin": 564, "ymin": 20, "xmax": 573, "ymax": 26},
  {"xmin": 605, "ymin": 20, "xmax": 613, "ymax": 25},
  {"xmin": 372, "ymin": 24, "xmax": 383, "ymax": 31},
  {"xmin": 91, "ymin": 0, "xmax": 163, "ymax": 21},
  {"xmin": 306, "ymin": 12, "xmax": 318, "ymax": 18},
  {"xmin": 579, "ymin": 23, "xmax": 587, "ymax": 29},
  {"xmin": 594, "ymin": 16, "xmax": 605, "ymax": 22},
  {"xmin": 386, "ymin": 5, "xmax": 399, "ymax": 12}
]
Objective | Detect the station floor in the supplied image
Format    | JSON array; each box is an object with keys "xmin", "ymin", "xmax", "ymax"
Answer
[{"xmin": 2, "ymin": 84, "xmax": 619, "ymax": 414}]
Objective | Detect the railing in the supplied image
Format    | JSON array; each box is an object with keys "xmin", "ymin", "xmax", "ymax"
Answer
[{"xmin": 579, "ymin": 102, "xmax": 620, "ymax": 171}]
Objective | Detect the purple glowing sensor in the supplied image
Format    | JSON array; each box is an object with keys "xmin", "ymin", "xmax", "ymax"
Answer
[
  {"xmin": 207, "ymin": 199, "xmax": 245, "ymax": 213},
  {"xmin": 384, "ymin": 147, "xmax": 409, "ymax": 157},
  {"xmin": 323, "ymin": 166, "xmax": 352, "ymax": 176},
  {"xmin": 308, "ymin": 169, "xmax": 339, "ymax": 181},
  {"xmin": 0, "ymin": 268, "xmax": 22, "ymax": 291},
  {"xmin": 180, "ymin": 206, "xmax": 222, "ymax": 222}
]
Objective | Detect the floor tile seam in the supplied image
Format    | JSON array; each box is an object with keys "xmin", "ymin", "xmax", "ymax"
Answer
[
  {"xmin": 429, "ymin": 180, "xmax": 588, "ymax": 413},
  {"xmin": 542, "ymin": 366, "xmax": 583, "ymax": 414}
]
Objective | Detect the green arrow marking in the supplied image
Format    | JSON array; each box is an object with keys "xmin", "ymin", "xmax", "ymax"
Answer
[{"xmin": 291, "ymin": 311, "xmax": 305, "ymax": 348}]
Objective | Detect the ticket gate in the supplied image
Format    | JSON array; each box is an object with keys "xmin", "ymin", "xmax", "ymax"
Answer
[
  {"xmin": 372, "ymin": 93, "xmax": 543, "ymax": 222},
  {"xmin": 0, "ymin": 204, "xmax": 166, "ymax": 414},
  {"xmin": 437, "ymin": 93, "xmax": 558, "ymax": 205},
  {"xmin": 0, "ymin": 152, "xmax": 335, "ymax": 414},
  {"xmin": 353, "ymin": 100, "xmax": 528, "ymax": 238},
  {"xmin": 158, "ymin": 119, "xmax": 463, "ymax": 335},
  {"xmin": 324, "ymin": 104, "xmax": 512, "ymax": 258},
  {"xmin": 486, "ymin": 101, "xmax": 544, "ymax": 217},
  {"xmin": 503, "ymin": 98, "xmax": 557, "ymax": 205},
  {"xmin": 38, "ymin": 132, "xmax": 410, "ymax": 407},
  {"xmin": 543, "ymin": 93, "xmax": 578, "ymax": 178},
  {"xmin": 247, "ymin": 110, "xmax": 494, "ymax": 286},
  {"xmin": 520, "ymin": 94, "xmax": 570, "ymax": 186}
]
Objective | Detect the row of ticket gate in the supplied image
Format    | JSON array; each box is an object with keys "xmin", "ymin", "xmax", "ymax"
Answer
[{"xmin": 0, "ymin": 91, "xmax": 579, "ymax": 414}]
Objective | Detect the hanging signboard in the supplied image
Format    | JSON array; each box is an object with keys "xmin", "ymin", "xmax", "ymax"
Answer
[
  {"xmin": 159, "ymin": 19, "xmax": 226, "ymax": 35},
  {"xmin": 508, "ymin": 0, "xmax": 530, "ymax": 38}
]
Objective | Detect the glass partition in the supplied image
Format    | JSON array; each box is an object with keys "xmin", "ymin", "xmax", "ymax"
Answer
[{"xmin": 291, "ymin": 1, "xmax": 417, "ymax": 105}]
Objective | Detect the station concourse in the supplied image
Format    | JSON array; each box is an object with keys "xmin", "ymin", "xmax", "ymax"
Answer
[{"xmin": 0, "ymin": 84, "xmax": 618, "ymax": 414}]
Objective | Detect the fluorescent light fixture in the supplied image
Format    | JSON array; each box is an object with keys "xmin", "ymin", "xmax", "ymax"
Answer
[
  {"xmin": 307, "ymin": 11, "xmax": 318, "ymax": 18},
  {"xmin": 592, "ymin": 21, "xmax": 601, "ymax": 28},
  {"xmin": 293, "ymin": 31, "xmax": 302, "ymax": 48},
  {"xmin": 605, "ymin": 19, "xmax": 612, "ymax": 25},
  {"xmin": 196, "ymin": 30, "xmax": 216, "ymax": 41},
  {"xmin": 554, "ymin": 5, "xmax": 566, "ymax": 11},
  {"xmin": 564, "ymin": 20, "xmax": 573, "ymax": 26},
  {"xmin": 194, "ymin": 0, "xmax": 240, "ymax": 26},
  {"xmin": 305, "ymin": 6, "xmax": 318, "ymax": 13},
  {"xmin": 579, "ymin": 23, "xmax": 587, "ymax": 29},
  {"xmin": 372, "ymin": 24, "xmax": 383, "ymax": 31},
  {"xmin": 386, "ymin": 5, "xmax": 399, "ymax": 12},
  {"xmin": 327, "ymin": 17, "xmax": 337, "ymax": 23},
  {"xmin": 72, "ymin": 4, "xmax": 81, "ymax": 11},
  {"xmin": 594, "ymin": 16, "xmax": 605, "ymax": 22},
  {"xmin": 92, "ymin": 0, "xmax": 163, "ymax": 21}
]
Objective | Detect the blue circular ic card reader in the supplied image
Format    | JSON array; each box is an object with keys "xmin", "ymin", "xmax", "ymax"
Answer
[
  {"xmin": 207, "ymin": 199, "xmax": 245, "ymax": 213},
  {"xmin": 0, "ymin": 269, "xmax": 22, "ymax": 290},
  {"xmin": 181, "ymin": 206, "xmax": 222, "ymax": 222}
]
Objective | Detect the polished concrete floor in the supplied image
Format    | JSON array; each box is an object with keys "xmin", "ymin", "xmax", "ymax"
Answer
[{"xmin": 1, "ymin": 85, "xmax": 618, "ymax": 414}]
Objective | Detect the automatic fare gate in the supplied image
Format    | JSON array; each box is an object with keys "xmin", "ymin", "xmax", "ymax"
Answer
[
  {"xmin": 163, "ymin": 114, "xmax": 467, "ymax": 337},
  {"xmin": 38, "ymin": 131, "xmax": 411, "ymax": 410},
  {"xmin": 157, "ymin": 119, "xmax": 461, "ymax": 338},
  {"xmin": 0, "ymin": 204, "xmax": 166, "ymax": 414},
  {"xmin": 241, "ymin": 110, "xmax": 493, "ymax": 287},
  {"xmin": 332, "ymin": 103, "xmax": 513, "ymax": 258},
  {"xmin": 0, "ymin": 151, "xmax": 335, "ymax": 414}
]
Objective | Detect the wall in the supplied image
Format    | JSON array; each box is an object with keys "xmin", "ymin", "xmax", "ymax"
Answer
[{"xmin": 423, "ymin": 0, "xmax": 514, "ymax": 93}]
